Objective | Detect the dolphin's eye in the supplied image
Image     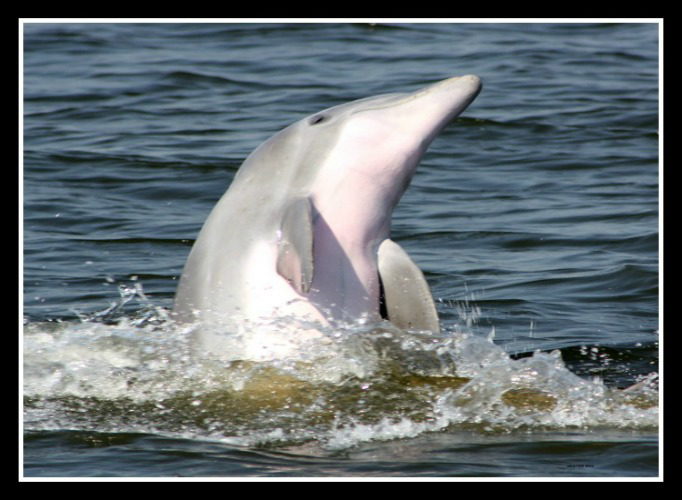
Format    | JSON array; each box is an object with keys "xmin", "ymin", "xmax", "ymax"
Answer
[{"xmin": 309, "ymin": 114, "xmax": 327, "ymax": 125}]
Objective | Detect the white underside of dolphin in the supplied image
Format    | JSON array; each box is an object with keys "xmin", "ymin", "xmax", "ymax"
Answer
[{"xmin": 173, "ymin": 75, "xmax": 482, "ymax": 357}]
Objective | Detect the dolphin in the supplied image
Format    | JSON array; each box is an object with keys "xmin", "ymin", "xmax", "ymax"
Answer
[{"xmin": 173, "ymin": 75, "xmax": 482, "ymax": 345}]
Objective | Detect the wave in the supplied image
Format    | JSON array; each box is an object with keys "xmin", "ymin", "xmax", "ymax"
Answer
[{"xmin": 22, "ymin": 283, "xmax": 659, "ymax": 451}]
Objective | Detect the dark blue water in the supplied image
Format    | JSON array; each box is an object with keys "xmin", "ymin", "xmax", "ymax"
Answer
[{"xmin": 22, "ymin": 21, "xmax": 660, "ymax": 478}]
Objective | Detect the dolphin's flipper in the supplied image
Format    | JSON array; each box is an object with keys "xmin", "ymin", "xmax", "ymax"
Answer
[
  {"xmin": 377, "ymin": 239, "xmax": 440, "ymax": 333},
  {"xmin": 276, "ymin": 197, "xmax": 315, "ymax": 294}
]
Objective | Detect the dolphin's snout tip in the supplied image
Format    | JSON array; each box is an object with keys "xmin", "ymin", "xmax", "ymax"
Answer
[
  {"xmin": 457, "ymin": 74, "xmax": 482, "ymax": 90},
  {"xmin": 434, "ymin": 74, "xmax": 482, "ymax": 96}
]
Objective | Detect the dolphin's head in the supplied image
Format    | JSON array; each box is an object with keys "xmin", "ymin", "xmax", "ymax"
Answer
[
  {"xmin": 298, "ymin": 75, "xmax": 482, "ymax": 241},
  {"xmin": 305, "ymin": 74, "xmax": 481, "ymax": 150},
  {"xmin": 238, "ymin": 75, "xmax": 482, "ymax": 214}
]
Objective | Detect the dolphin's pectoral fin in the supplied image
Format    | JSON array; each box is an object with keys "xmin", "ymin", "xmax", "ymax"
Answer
[
  {"xmin": 377, "ymin": 239, "xmax": 440, "ymax": 333},
  {"xmin": 277, "ymin": 197, "xmax": 315, "ymax": 294}
]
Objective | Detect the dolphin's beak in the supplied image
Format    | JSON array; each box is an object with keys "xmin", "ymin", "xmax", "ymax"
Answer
[
  {"xmin": 353, "ymin": 75, "xmax": 482, "ymax": 151},
  {"xmin": 399, "ymin": 74, "xmax": 482, "ymax": 145}
]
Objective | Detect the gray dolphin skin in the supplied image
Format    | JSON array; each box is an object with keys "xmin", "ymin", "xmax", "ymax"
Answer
[{"xmin": 173, "ymin": 75, "xmax": 482, "ymax": 340}]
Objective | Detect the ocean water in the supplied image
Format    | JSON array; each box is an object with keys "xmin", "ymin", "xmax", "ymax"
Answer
[{"xmin": 21, "ymin": 21, "xmax": 660, "ymax": 479}]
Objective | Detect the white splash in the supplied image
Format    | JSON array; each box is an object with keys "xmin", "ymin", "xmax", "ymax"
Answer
[{"xmin": 22, "ymin": 283, "xmax": 658, "ymax": 450}]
